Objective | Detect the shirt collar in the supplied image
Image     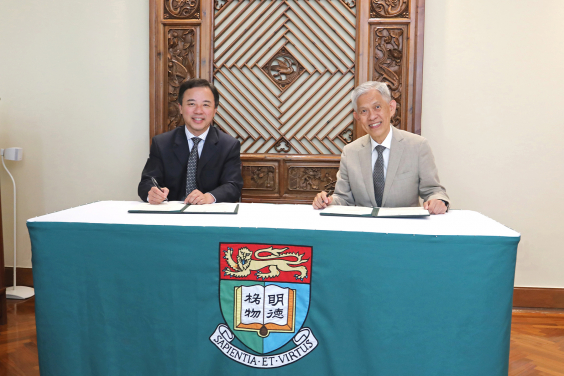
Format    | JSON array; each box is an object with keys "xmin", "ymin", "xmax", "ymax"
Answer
[
  {"xmin": 185, "ymin": 126, "xmax": 210, "ymax": 142},
  {"xmin": 370, "ymin": 125, "xmax": 393, "ymax": 150}
]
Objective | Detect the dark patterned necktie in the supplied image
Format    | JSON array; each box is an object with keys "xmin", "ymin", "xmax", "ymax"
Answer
[
  {"xmin": 373, "ymin": 145, "xmax": 386, "ymax": 207},
  {"xmin": 186, "ymin": 137, "xmax": 201, "ymax": 197}
]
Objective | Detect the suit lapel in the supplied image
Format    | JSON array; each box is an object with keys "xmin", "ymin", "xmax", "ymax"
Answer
[
  {"xmin": 382, "ymin": 127, "xmax": 404, "ymax": 206},
  {"xmin": 173, "ymin": 126, "xmax": 189, "ymax": 166},
  {"xmin": 198, "ymin": 126, "xmax": 218, "ymax": 172},
  {"xmin": 359, "ymin": 135, "xmax": 377, "ymax": 207}
]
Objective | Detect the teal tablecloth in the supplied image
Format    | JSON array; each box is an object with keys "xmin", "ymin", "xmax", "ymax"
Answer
[{"xmin": 27, "ymin": 202, "xmax": 520, "ymax": 376}]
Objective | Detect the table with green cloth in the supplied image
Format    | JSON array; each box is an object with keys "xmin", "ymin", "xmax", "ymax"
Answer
[{"xmin": 27, "ymin": 201, "xmax": 520, "ymax": 376}]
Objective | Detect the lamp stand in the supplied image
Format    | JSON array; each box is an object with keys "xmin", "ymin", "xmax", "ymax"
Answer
[{"xmin": 1, "ymin": 151, "xmax": 34, "ymax": 300}]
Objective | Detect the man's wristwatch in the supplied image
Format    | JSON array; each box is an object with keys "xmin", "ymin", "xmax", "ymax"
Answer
[{"xmin": 440, "ymin": 199, "xmax": 449, "ymax": 211}]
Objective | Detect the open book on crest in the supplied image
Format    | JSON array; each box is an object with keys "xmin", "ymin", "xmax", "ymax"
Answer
[{"xmin": 234, "ymin": 285, "xmax": 296, "ymax": 338}]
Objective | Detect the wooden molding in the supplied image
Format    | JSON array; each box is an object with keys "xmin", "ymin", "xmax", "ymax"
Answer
[
  {"xmin": 513, "ymin": 287, "xmax": 564, "ymax": 309},
  {"xmin": 4, "ymin": 267, "xmax": 34, "ymax": 288}
]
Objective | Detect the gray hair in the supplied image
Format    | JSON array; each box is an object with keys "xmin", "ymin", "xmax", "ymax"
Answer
[{"xmin": 351, "ymin": 81, "xmax": 392, "ymax": 112}]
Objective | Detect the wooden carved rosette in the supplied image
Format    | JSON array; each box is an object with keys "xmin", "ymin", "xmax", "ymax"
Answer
[
  {"xmin": 370, "ymin": 0, "xmax": 409, "ymax": 18},
  {"xmin": 261, "ymin": 47, "xmax": 306, "ymax": 92},
  {"xmin": 164, "ymin": 0, "xmax": 200, "ymax": 19}
]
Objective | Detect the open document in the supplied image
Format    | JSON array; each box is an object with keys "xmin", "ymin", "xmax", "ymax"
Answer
[
  {"xmin": 128, "ymin": 202, "xmax": 239, "ymax": 214},
  {"xmin": 320, "ymin": 206, "xmax": 429, "ymax": 218}
]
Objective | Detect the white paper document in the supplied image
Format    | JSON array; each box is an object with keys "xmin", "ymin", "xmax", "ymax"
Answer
[
  {"xmin": 129, "ymin": 201, "xmax": 187, "ymax": 212},
  {"xmin": 184, "ymin": 203, "xmax": 239, "ymax": 213},
  {"xmin": 321, "ymin": 206, "xmax": 374, "ymax": 216},
  {"xmin": 376, "ymin": 207, "xmax": 430, "ymax": 217}
]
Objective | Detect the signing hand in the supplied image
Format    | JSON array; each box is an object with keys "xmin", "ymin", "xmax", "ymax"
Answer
[
  {"xmin": 423, "ymin": 199, "xmax": 447, "ymax": 215},
  {"xmin": 312, "ymin": 191, "xmax": 333, "ymax": 209},
  {"xmin": 185, "ymin": 189, "xmax": 214, "ymax": 205},
  {"xmin": 148, "ymin": 186, "xmax": 169, "ymax": 205}
]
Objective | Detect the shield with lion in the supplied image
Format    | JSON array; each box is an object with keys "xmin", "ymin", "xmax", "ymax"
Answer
[{"xmin": 218, "ymin": 243, "xmax": 313, "ymax": 354}]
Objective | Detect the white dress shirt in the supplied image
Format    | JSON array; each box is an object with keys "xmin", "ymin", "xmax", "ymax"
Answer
[
  {"xmin": 185, "ymin": 126, "xmax": 210, "ymax": 156},
  {"xmin": 370, "ymin": 126, "xmax": 393, "ymax": 179}
]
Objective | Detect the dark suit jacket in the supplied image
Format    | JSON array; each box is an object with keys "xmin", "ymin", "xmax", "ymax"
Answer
[{"xmin": 138, "ymin": 126, "xmax": 243, "ymax": 202}]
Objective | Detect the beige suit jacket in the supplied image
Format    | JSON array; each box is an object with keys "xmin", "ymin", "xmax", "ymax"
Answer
[{"xmin": 332, "ymin": 127, "xmax": 449, "ymax": 207}]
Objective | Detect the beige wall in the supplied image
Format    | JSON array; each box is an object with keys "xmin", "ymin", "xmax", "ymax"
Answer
[
  {"xmin": 0, "ymin": 1, "xmax": 150, "ymax": 268},
  {"xmin": 422, "ymin": 1, "xmax": 564, "ymax": 287},
  {"xmin": 1, "ymin": 1, "xmax": 563, "ymax": 287}
]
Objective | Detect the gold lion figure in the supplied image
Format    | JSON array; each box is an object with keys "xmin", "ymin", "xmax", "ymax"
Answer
[{"xmin": 223, "ymin": 246, "xmax": 308, "ymax": 281}]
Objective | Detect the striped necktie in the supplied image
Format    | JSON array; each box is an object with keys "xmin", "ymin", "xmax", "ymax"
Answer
[
  {"xmin": 373, "ymin": 145, "xmax": 386, "ymax": 207},
  {"xmin": 185, "ymin": 137, "xmax": 201, "ymax": 197}
]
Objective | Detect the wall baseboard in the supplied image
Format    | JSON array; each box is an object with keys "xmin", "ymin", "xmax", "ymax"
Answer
[
  {"xmin": 4, "ymin": 267, "xmax": 34, "ymax": 288},
  {"xmin": 513, "ymin": 287, "xmax": 564, "ymax": 309},
  {"xmin": 3, "ymin": 268, "xmax": 563, "ymax": 309}
]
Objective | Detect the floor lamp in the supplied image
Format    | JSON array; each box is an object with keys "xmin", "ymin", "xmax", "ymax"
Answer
[{"xmin": 1, "ymin": 147, "xmax": 34, "ymax": 299}]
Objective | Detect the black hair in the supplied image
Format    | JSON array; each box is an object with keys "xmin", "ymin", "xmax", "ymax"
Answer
[{"xmin": 177, "ymin": 78, "xmax": 220, "ymax": 108}]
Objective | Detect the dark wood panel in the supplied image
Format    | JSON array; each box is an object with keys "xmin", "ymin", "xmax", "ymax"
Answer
[
  {"xmin": 4, "ymin": 268, "xmax": 33, "ymax": 289},
  {"xmin": 513, "ymin": 287, "xmax": 564, "ymax": 309}
]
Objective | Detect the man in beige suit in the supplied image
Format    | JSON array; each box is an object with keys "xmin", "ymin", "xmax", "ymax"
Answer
[{"xmin": 313, "ymin": 81, "xmax": 449, "ymax": 214}]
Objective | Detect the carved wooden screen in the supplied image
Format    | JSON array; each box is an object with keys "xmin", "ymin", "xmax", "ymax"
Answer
[
  {"xmin": 149, "ymin": 0, "xmax": 213, "ymax": 137},
  {"xmin": 149, "ymin": 0, "xmax": 425, "ymax": 203},
  {"xmin": 366, "ymin": 0, "xmax": 425, "ymax": 135}
]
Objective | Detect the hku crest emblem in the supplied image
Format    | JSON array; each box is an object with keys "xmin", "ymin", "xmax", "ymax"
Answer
[{"xmin": 210, "ymin": 243, "xmax": 317, "ymax": 368}]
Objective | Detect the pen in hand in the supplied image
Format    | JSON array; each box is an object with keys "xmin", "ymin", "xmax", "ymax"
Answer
[{"xmin": 150, "ymin": 177, "xmax": 168, "ymax": 202}]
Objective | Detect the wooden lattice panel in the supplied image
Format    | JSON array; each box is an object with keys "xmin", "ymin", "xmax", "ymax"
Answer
[{"xmin": 214, "ymin": 0, "xmax": 356, "ymax": 155}]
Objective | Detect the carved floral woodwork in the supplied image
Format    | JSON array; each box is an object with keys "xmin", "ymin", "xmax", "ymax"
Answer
[
  {"xmin": 261, "ymin": 47, "xmax": 306, "ymax": 92},
  {"xmin": 373, "ymin": 27, "xmax": 405, "ymax": 129},
  {"xmin": 167, "ymin": 28, "xmax": 196, "ymax": 131},
  {"xmin": 164, "ymin": 0, "xmax": 200, "ymax": 19},
  {"xmin": 288, "ymin": 167, "xmax": 338, "ymax": 194},
  {"xmin": 370, "ymin": 0, "xmax": 409, "ymax": 18},
  {"xmin": 242, "ymin": 166, "xmax": 276, "ymax": 190}
]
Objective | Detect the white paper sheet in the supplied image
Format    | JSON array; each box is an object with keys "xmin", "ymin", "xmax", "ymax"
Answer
[
  {"xmin": 377, "ymin": 207, "xmax": 429, "ymax": 217},
  {"xmin": 320, "ymin": 206, "xmax": 373, "ymax": 216},
  {"xmin": 184, "ymin": 203, "xmax": 238, "ymax": 213},
  {"xmin": 129, "ymin": 201, "xmax": 187, "ymax": 212}
]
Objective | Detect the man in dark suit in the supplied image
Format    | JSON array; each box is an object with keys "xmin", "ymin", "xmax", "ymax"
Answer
[{"xmin": 138, "ymin": 79, "xmax": 243, "ymax": 204}]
